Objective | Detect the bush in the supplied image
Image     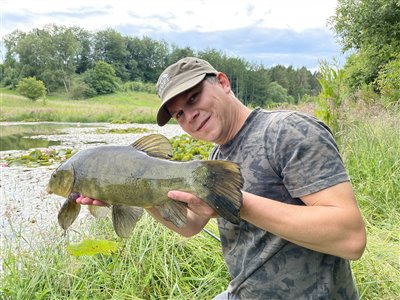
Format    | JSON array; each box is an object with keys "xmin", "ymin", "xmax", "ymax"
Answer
[
  {"xmin": 69, "ymin": 76, "xmax": 96, "ymax": 99},
  {"xmin": 83, "ymin": 61, "xmax": 119, "ymax": 96},
  {"xmin": 16, "ymin": 77, "xmax": 46, "ymax": 101},
  {"xmin": 120, "ymin": 81, "xmax": 156, "ymax": 94},
  {"xmin": 376, "ymin": 55, "xmax": 400, "ymax": 104}
]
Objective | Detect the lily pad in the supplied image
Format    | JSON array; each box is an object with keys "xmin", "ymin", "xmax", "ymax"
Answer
[{"xmin": 66, "ymin": 239, "xmax": 118, "ymax": 256}]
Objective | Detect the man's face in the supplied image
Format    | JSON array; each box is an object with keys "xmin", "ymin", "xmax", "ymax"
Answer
[{"xmin": 166, "ymin": 74, "xmax": 234, "ymax": 145}]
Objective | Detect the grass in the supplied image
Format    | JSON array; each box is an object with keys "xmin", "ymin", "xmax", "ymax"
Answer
[
  {"xmin": 0, "ymin": 88, "xmax": 161, "ymax": 123},
  {"xmin": 1, "ymin": 216, "xmax": 228, "ymax": 299},
  {"xmin": 0, "ymin": 91, "xmax": 399, "ymax": 299},
  {"xmin": 340, "ymin": 104, "xmax": 400, "ymax": 299}
]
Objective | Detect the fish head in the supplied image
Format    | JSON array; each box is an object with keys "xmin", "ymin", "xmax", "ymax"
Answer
[{"xmin": 47, "ymin": 162, "xmax": 75, "ymax": 197}]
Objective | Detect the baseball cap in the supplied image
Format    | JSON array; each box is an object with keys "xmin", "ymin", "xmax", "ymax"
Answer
[{"xmin": 156, "ymin": 57, "xmax": 218, "ymax": 126}]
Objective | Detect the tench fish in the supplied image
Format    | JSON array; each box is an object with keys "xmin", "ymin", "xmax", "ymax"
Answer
[{"xmin": 47, "ymin": 134, "xmax": 243, "ymax": 238}]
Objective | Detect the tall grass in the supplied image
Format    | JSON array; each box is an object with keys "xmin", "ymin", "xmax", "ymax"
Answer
[
  {"xmin": 341, "ymin": 103, "xmax": 400, "ymax": 299},
  {"xmin": 1, "ymin": 216, "xmax": 229, "ymax": 299}
]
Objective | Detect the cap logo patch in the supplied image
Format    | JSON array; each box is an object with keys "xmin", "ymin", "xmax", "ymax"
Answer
[{"xmin": 157, "ymin": 73, "xmax": 170, "ymax": 97}]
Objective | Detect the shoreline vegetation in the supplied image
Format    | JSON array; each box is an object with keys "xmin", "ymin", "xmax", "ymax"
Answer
[{"xmin": 1, "ymin": 89, "xmax": 399, "ymax": 299}]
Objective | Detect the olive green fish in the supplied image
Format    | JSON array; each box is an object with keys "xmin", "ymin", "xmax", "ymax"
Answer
[{"xmin": 47, "ymin": 134, "xmax": 243, "ymax": 238}]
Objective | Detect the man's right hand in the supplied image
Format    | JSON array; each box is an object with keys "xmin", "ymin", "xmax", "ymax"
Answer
[{"xmin": 76, "ymin": 195, "xmax": 109, "ymax": 207}]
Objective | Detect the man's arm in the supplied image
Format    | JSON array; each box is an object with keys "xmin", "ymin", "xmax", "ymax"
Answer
[
  {"xmin": 169, "ymin": 181, "xmax": 366, "ymax": 260},
  {"xmin": 239, "ymin": 181, "xmax": 366, "ymax": 260}
]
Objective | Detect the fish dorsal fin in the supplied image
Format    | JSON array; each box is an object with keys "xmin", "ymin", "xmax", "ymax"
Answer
[{"xmin": 131, "ymin": 134, "xmax": 172, "ymax": 159}]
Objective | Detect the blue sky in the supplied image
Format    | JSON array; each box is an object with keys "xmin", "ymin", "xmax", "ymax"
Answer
[{"xmin": 1, "ymin": 0, "xmax": 344, "ymax": 71}]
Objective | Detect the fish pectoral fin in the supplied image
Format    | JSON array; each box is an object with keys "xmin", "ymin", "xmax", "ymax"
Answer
[
  {"xmin": 156, "ymin": 201, "xmax": 187, "ymax": 228},
  {"xmin": 131, "ymin": 134, "xmax": 172, "ymax": 159},
  {"xmin": 58, "ymin": 196, "xmax": 81, "ymax": 230},
  {"xmin": 112, "ymin": 205, "xmax": 144, "ymax": 238},
  {"xmin": 88, "ymin": 205, "xmax": 110, "ymax": 219}
]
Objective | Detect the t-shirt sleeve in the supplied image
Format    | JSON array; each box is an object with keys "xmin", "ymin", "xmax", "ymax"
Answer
[{"xmin": 267, "ymin": 112, "xmax": 349, "ymax": 198}]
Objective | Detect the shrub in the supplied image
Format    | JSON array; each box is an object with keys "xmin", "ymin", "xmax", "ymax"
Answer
[
  {"xmin": 376, "ymin": 55, "xmax": 400, "ymax": 104},
  {"xmin": 16, "ymin": 77, "xmax": 46, "ymax": 101},
  {"xmin": 83, "ymin": 61, "xmax": 119, "ymax": 96}
]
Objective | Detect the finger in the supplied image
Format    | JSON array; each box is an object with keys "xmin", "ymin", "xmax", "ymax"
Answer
[
  {"xmin": 93, "ymin": 199, "xmax": 109, "ymax": 207},
  {"xmin": 76, "ymin": 196, "xmax": 93, "ymax": 205},
  {"xmin": 168, "ymin": 191, "xmax": 198, "ymax": 204}
]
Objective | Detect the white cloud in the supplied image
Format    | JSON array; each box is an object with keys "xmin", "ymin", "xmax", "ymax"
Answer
[
  {"xmin": 1, "ymin": 0, "xmax": 341, "ymax": 69},
  {"xmin": 2, "ymin": 0, "xmax": 337, "ymax": 35}
]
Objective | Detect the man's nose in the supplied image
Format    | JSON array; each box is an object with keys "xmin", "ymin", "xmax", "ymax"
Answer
[{"xmin": 185, "ymin": 109, "xmax": 199, "ymax": 123}]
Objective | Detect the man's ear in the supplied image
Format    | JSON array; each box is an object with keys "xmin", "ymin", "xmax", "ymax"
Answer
[{"xmin": 216, "ymin": 72, "xmax": 231, "ymax": 93}]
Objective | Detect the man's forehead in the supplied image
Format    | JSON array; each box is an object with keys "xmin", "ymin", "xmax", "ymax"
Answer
[{"xmin": 167, "ymin": 80, "xmax": 204, "ymax": 107}]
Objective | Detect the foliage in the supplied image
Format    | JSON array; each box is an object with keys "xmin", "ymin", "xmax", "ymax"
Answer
[
  {"xmin": 170, "ymin": 134, "xmax": 214, "ymax": 161},
  {"xmin": 83, "ymin": 61, "xmax": 119, "ymax": 95},
  {"xmin": 66, "ymin": 239, "xmax": 119, "ymax": 256},
  {"xmin": 315, "ymin": 61, "xmax": 346, "ymax": 138},
  {"xmin": 1, "ymin": 148, "xmax": 76, "ymax": 167},
  {"xmin": 330, "ymin": 0, "xmax": 400, "ymax": 93},
  {"xmin": 16, "ymin": 77, "xmax": 46, "ymax": 101},
  {"xmin": 120, "ymin": 81, "xmax": 157, "ymax": 94},
  {"xmin": 265, "ymin": 81, "xmax": 294, "ymax": 106},
  {"xmin": 68, "ymin": 75, "xmax": 96, "ymax": 99},
  {"xmin": 2, "ymin": 25, "xmax": 319, "ymax": 106},
  {"xmin": 95, "ymin": 127, "xmax": 150, "ymax": 134},
  {"xmin": 376, "ymin": 54, "xmax": 400, "ymax": 104}
]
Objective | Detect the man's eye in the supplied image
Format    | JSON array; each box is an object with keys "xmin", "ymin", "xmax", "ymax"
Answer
[
  {"xmin": 188, "ymin": 93, "xmax": 198, "ymax": 104},
  {"xmin": 176, "ymin": 111, "xmax": 183, "ymax": 119}
]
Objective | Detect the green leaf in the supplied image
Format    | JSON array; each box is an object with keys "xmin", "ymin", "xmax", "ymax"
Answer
[{"xmin": 66, "ymin": 239, "xmax": 118, "ymax": 256}]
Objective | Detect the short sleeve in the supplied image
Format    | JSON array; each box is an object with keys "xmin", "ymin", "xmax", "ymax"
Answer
[{"xmin": 267, "ymin": 112, "xmax": 349, "ymax": 198}]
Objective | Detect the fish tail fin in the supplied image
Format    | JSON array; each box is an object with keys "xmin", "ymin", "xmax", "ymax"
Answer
[
  {"xmin": 58, "ymin": 193, "xmax": 81, "ymax": 230},
  {"xmin": 112, "ymin": 205, "xmax": 144, "ymax": 238},
  {"xmin": 195, "ymin": 160, "xmax": 243, "ymax": 224}
]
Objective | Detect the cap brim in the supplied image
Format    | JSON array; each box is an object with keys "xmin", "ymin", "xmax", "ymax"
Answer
[{"xmin": 156, "ymin": 74, "xmax": 206, "ymax": 126}]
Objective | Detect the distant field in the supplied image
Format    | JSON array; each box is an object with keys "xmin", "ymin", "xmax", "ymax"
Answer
[{"xmin": 0, "ymin": 88, "xmax": 161, "ymax": 124}]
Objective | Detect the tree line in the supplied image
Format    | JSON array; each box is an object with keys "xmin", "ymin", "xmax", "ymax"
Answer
[{"xmin": 1, "ymin": 24, "xmax": 319, "ymax": 106}]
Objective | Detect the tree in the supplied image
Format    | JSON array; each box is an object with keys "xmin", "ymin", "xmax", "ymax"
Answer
[
  {"xmin": 16, "ymin": 77, "xmax": 46, "ymax": 101},
  {"xmin": 83, "ymin": 61, "xmax": 118, "ymax": 95},
  {"xmin": 125, "ymin": 36, "xmax": 168, "ymax": 82},
  {"xmin": 330, "ymin": 0, "xmax": 400, "ymax": 91},
  {"xmin": 376, "ymin": 54, "xmax": 400, "ymax": 103},
  {"xmin": 93, "ymin": 29, "xmax": 129, "ymax": 81},
  {"xmin": 266, "ymin": 82, "xmax": 293, "ymax": 105}
]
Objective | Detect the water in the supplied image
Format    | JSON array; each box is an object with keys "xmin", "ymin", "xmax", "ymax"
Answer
[{"xmin": 0, "ymin": 123, "xmax": 78, "ymax": 151}]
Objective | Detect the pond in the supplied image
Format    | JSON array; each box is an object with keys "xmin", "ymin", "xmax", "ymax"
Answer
[{"xmin": 0, "ymin": 123, "xmax": 82, "ymax": 151}]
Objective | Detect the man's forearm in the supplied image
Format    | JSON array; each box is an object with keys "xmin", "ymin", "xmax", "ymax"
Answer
[{"xmin": 240, "ymin": 184, "xmax": 366, "ymax": 260}]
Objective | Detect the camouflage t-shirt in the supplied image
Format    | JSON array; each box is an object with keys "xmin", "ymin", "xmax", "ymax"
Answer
[{"xmin": 210, "ymin": 108, "xmax": 358, "ymax": 300}]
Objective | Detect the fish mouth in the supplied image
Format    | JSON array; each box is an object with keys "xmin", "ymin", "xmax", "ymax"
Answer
[
  {"xmin": 46, "ymin": 185, "xmax": 53, "ymax": 194},
  {"xmin": 196, "ymin": 115, "xmax": 211, "ymax": 132}
]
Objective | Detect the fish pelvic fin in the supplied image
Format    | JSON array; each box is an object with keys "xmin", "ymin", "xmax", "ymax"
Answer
[
  {"xmin": 156, "ymin": 201, "xmax": 187, "ymax": 228},
  {"xmin": 58, "ymin": 193, "xmax": 81, "ymax": 230},
  {"xmin": 112, "ymin": 205, "xmax": 144, "ymax": 238},
  {"xmin": 194, "ymin": 160, "xmax": 243, "ymax": 224},
  {"xmin": 131, "ymin": 134, "xmax": 172, "ymax": 159}
]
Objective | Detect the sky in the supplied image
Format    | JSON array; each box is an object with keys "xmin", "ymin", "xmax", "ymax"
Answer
[{"xmin": 1, "ymin": 0, "xmax": 344, "ymax": 71}]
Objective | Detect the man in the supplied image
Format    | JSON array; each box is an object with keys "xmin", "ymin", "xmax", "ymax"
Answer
[{"xmin": 78, "ymin": 57, "xmax": 366, "ymax": 299}]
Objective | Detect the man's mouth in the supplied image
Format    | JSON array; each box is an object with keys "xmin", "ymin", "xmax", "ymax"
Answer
[{"xmin": 196, "ymin": 116, "xmax": 210, "ymax": 132}]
